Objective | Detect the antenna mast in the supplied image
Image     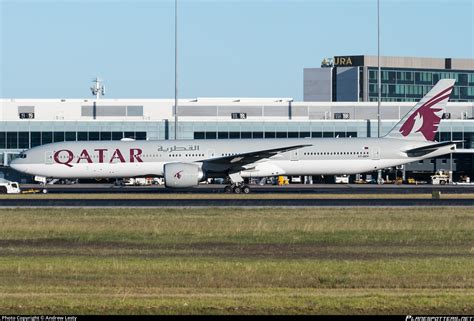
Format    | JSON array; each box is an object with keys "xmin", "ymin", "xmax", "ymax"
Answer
[{"xmin": 90, "ymin": 77, "xmax": 105, "ymax": 99}]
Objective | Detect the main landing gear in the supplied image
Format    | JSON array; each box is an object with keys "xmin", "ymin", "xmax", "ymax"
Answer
[
  {"xmin": 224, "ymin": 183, "xmax": 251, "ymax": 194},
  {"xmin": 224, "ymin": 172, "xmax": 251, "ymax": 194}
]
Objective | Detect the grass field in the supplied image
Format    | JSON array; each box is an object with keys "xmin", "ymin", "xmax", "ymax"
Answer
[{"xmin": 0, "ymin": 207, "xmax": 473, "ymax": 314}]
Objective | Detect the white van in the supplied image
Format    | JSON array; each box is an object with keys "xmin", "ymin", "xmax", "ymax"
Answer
[
  {"xmin": 335, "ymin": 175, "xmax": 349, "ymax": 184},
  {"xmin": 0, "ymin": 179, "xmax": 21, "ymax": 194}
]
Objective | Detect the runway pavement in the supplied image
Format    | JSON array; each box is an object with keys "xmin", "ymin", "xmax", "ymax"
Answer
[
  {"xmin": 18, "ymin": 183, "xmax": 474, "ymax": 194},
  {"xmin": 4, "ymin": 183, "xmax": 472, "ymax": 207},
  {"xmin": 0, "ymin": 197, "xmax": 473, "ymax": 207}
]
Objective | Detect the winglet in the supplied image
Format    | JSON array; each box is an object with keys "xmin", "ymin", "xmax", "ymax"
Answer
[{"xmin": 385, "ymin": 79, "xmax": 455, "ymax": 141}]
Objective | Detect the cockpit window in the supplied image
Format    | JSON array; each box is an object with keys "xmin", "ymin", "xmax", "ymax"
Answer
[{"xmin": 19, "ymin": 154, "xmax": 27, "ymax": 159}]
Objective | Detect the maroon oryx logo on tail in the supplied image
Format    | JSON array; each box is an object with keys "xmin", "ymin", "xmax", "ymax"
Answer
[
  {"xmin": 399, "ymin": 86, "xmax": 453, "ymax": 141},
  {"xmin": 174, "ymin": 170, "xmax": 184, "ymax": 179}
]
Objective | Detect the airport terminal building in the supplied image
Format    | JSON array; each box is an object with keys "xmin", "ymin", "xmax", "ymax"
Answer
[
  {"xmin": 1, "ymin": 55, "xmax": 473, "ymax": 183},
  {"xmin": 1, "ymin": 96, "xmax": 474, "ymax": 182}
]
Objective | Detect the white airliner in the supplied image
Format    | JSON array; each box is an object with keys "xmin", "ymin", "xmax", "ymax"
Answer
[{"xmin": 11, "ymin": 79, "xmax": 457, "ymax": 193}]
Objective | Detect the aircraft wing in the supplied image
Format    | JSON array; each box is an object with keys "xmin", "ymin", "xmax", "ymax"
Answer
[
  {"xmin": 201, "ymin": 144, "xmax": 312, "ymax": 171},
  {"xmin": 404, "ymin": 141, "xmax": 458, "ymax": 157}
]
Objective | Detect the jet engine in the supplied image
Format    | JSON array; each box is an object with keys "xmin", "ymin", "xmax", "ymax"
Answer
[{"xmin": 164, "ymin": 163, "xmax": 205, "ymax": 188}]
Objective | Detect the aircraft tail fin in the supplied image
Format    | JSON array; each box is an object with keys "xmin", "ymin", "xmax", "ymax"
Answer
[{"xmin": 384, "ymin": 79, "xmax": 455, "ymax": 141}]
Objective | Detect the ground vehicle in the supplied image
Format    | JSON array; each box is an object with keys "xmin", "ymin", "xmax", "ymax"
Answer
[
  {"xmin": 290, "ymin": 176, "xmax": 302, "ymax": 183},
  {"xmin": 278, "ymin": 176, "xmax": 289, "ymax": 186},
  {"xmin": 119, "ymin": 177, "xmax": 163, "ymax": 186},
  {"xmin": 335, "ymin": 175, "xmax": 349, "ymax": 184},
  {"xmin": 431, "ymin": 170, "xmax": 451, "ymax": 185},
  {"xmin": 394, "ymin": 177, "xmax": 404, "ymax": 185},
  {"xmin": 257, "ymin": 177, "xmax": 277, "ymax": 185},
  {"xmin": 0, "ymin": 179, "xmax": 21, "ymax": 194},
  {"xmin": 407, "ymin": 177, "xmax": 416, "ymax": 184}
]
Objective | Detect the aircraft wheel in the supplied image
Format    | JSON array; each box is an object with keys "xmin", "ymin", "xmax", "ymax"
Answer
[
  {"xmin": 233, "ymin": 186, "xmax": 242, "ymax": 194},
  {"xmin": 242, "ymin": 186, "xmax": 251, "ymax": 194},
  {"xmin": 224, "ymin": 186, "xmax": 232, "ymax": 193}
]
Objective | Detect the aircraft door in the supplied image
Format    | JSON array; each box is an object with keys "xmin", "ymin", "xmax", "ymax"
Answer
[
  {"xmin": 371, "ymin": 147, "xmax": 381, "ymax": 160},
  {"xmin": 45, "ymin": 151, "xmax": 53, "ymax": 164}
]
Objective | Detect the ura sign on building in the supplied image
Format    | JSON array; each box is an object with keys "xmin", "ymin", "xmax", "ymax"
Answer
[{"xmin": 333, "ymin": 56, "xmax": 364, "ymax": 67}]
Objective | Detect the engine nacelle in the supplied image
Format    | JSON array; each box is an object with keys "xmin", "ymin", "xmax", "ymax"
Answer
[{"xmin": 164, "ymin": 163, "xmax": 204, "ymax": 188}]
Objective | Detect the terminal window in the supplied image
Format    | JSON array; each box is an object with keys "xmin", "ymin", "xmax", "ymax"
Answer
[
  {"xmin": 192, "ymin": 131, "xmax": 356, "ymax": 139},
  {"xmin": 0, "ymin": 131, "xmax": 147, "ymax": 149}
]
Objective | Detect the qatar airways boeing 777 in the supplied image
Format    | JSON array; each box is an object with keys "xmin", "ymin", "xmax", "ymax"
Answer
[{"xmin": 11, "ymin": 79, "xmax": 457, "ymax": 193}]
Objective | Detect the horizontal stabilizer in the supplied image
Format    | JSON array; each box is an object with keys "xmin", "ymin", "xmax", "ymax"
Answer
[{"xmin": 404, "ymin": 141, "xmax": 458, "ymax": 157}]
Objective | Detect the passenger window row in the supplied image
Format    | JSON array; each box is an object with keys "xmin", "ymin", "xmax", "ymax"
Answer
[{"xmin": 303, "ymin": 151, "xmax": 369, "ymax": 156}]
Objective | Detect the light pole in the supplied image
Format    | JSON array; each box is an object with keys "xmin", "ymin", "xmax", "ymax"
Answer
[
  {"xmin": 377, "ymin": 0, "xmax": 381, "ymax": 138},
  {"xmin": 377, "ymin": 0, "xmax": 383, "ymax": 184},
  {"xmin": 174, "ymin": 0, "xmax": 178, "ymax": 140}
]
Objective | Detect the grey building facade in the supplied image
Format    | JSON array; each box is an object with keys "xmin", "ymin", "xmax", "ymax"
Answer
[{"xmin": 304, "ymin": 55, "xmax": 474, "ymax": 102}]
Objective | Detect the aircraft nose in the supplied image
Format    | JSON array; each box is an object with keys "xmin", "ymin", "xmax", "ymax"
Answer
[
  {"xmin": 10, "ymin": 157, "xmax": 18, "ymax": 166},
  {"xmin": 9, "ymin": 160, "xmax": 19, "ymax": 171},
  {"xmin": 10, "ymin": 157, "xmax": 27, "ymax": 173},
  {"xmin": 10, "ymin": 163, "xmax": 30, "ymax": 174}
]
